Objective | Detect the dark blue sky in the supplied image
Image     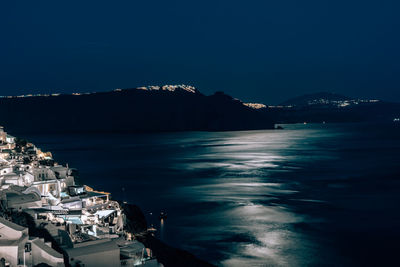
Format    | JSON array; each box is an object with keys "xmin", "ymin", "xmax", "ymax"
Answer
[{"xmin": 1, "ymin": 0, "xmax": 399, "ymax": 104}]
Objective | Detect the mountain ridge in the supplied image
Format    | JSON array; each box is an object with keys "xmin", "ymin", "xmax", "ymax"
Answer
[{"xmin": 0, "ymin": 86, "xmax": 275, "ymax": 134}]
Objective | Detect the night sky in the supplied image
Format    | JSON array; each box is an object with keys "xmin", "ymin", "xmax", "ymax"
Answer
[{"xmin": 1, "ymin": 0, "xmax": 399, "ymax": 104}]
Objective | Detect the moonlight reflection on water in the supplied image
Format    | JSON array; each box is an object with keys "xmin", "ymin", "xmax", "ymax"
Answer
[
  {"xmin": 172, "ymin": 130, "xmax": 316, "ymax": 266},
  {"xmin": 28, "ymin": 123, "xmax": 400, "ymax": 266}
]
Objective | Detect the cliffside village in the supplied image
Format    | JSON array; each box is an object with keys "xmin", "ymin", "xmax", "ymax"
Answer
[{"xmin": 0, "ymin": 126, "xmax": 160, "ymax": 267}]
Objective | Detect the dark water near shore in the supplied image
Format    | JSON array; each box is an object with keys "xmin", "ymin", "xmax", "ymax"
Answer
[{"xmin": 23, "ymin": 123, "xmax": 400, "ymax": 266}]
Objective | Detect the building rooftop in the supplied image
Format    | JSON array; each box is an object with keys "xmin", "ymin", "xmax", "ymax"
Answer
[
  {"xmin": 31, "ymin": 237, "xmax": 64, "ymax": 259},
  {"xmin": 95, "ymin": 209, "xmax": 116, "ymax": 219},
  {"xmin": 0, "ymin": 216, "xmax": 26, "ymax": 232},
  {"xmin": 66, "ymin": 239, "xmax": 119, "ymax": 257}
]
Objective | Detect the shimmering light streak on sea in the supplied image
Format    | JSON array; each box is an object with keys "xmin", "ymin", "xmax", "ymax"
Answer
[
  {"xmin": 160, "ymin": 218, "xmax": 165, "ymax": 241},
  {"xmin": 27, "ymin": 123, "xmax": 400, "ymax": 266},
  {"xmin": 167, "ymin": 128, "xmax": 327, "ymax": 266}
]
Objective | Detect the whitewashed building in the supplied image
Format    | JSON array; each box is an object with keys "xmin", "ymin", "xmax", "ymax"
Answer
[
  {"xmin": 66, "ymin": 239, "xmax": 120, "ymax": 267},
  {"xmin": 0, "ymin": 217, "xmax": 64, "ymax": 266}
]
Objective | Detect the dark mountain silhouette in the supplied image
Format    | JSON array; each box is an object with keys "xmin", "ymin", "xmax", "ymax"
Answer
[
  {"xmin": 280, "ymin": 92, "xmax": 351, "ymax": 106},
  {"xmin": 0, "ymin": 87, "xmax": 274, "ymax": 134},
  {"xmin": 270, "ymin": 92, "xmax": 400, "ymax": 124}
]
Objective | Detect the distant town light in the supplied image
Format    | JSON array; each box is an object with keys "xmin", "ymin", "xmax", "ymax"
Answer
[{"xmin": 243, "ymin": 103, "xmax": 267, "ymax": 109}]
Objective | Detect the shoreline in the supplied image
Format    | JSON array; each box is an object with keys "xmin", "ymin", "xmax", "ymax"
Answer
[{"xmin": 0, "ymin": 126, "xmax": 214, "ymax": 267}]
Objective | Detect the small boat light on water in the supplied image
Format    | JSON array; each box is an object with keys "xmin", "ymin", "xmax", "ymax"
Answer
[{"xmin": 159, "ymin": 211, "xmax": 167, "ymax": 220}]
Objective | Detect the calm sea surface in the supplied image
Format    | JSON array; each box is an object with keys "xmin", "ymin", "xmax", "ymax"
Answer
[{"xmin": 23, "ymin": 123, "xmax": 400, "ymax": 266}]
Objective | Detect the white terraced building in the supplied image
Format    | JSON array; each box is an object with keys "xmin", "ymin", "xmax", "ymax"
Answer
[
  {"xmin": 0, "ymin": 217, "xmax": 64, "ymax": 267},
  {"xmin": 0, "ymin": 126, "xmax": 162, "ymax": 266}
]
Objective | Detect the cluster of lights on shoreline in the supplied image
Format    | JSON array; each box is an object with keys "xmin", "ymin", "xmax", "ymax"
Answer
[
  {"xmin": 0, "ymin": 84, "xmax": 198, "ymax": 99},
  {"xmin": 0, "ymin": 88, "xmax": 382, "ymax": 112},
  {"xmin": 243, "ymin": 103, "xmax": 267, "ymax": 109},
  {"xmin": 246, "ymin": 98, "xmax": 381, "ymax": 110},
  {"xmin": 306, "ymin": 98, "xmax": 380, "ymax": 107}
]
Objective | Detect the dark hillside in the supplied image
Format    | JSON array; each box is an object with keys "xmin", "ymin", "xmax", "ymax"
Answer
[{"xmin": 0, "ymin": 88, "xmax": 274, "ymax": 134}]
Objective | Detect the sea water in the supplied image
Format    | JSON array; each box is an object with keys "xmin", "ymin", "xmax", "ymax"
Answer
[{"xmin": 25, "ymin": 122, "xmax": 400, "ymax": 266}]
